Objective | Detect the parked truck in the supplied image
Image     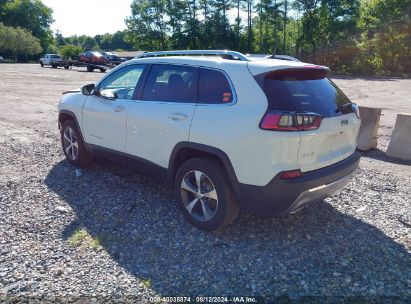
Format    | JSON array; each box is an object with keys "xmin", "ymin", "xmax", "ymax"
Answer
[
  {"xmin": 39, "ymin": 54, "xmax": 66, "ymax": 68},
  {"xmin": 39, "ymin": 53, "xmax": 113, "ymax": 73}
]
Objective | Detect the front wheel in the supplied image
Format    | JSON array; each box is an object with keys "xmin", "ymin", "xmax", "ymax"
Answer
[
  {"xmin": 175, "ymin": 158, "xmax": 239, "ymax": 231},
  {"xmin": 40, "ymin": 61, "xmax": 44, "ymax": 67},
  {"xmin": 60, "ymin": 120, "xmax": 92, "ymax": 166}
]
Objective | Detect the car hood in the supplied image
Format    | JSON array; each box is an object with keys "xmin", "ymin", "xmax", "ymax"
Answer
[{"xmin": 62, "ymin": 88, "xmax": 81, "ymax": 95}]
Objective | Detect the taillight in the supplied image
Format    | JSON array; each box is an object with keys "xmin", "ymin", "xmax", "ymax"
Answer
[
  {"xmin": 260, "ymin": 112, "xmax": 322, "ymax": 131},
  {"xmin": 279, "ymin": 169, "xmax": 302, "ymax": 179}
]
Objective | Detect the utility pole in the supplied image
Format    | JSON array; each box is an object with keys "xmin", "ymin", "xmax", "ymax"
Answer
[
  {"xmin": 247, "ymin": 0, "xmax": 252, "ymax": 52},
  {"xmin": 283, "ymin": 0, "xmax": 288, "ymax": 53}
]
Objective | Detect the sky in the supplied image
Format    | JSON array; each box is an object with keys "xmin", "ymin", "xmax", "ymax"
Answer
[{"xmin": 42, "ymin": 0, "xmax": 132, "ymax": 37}]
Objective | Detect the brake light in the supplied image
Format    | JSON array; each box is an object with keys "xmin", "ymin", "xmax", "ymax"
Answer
[
  {"xmin": 279, "ymin": 169, "xmax": 302, "ymax": 179},
  {"xmin": 260, "ymin": 112, "xmax": 322, "ymax": 131}
]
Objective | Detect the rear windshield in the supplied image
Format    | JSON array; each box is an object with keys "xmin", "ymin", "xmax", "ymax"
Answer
[{"xmin": 259, "ymin": 69, "xmax": 351, "ymax": 117}]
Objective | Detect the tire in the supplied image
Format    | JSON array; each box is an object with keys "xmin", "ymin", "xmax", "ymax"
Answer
[
  {"xmin": 87, "ymin": 65, "xmax": 94, "ymax": 72},
  {"xmin": 64, "ymin": 65, "xmax": 69, "ymax": 70},
  {"xmin": 175, "ymin": 158, "xmax": 239, "ymax": 231},
  {"xmin": 51, "ymin": 64, "xmax": 57, "ymax": 68},
  {"xmin": 99, "ymin": 68, "xmax": 106, "ymax": 73},
  {"xmin": 60, "ymin": 120, "xmax": 93, "ymax": 166},
  {"xmin": 40, "ymin": 61, "xmax": 44, "ymax": 67}
]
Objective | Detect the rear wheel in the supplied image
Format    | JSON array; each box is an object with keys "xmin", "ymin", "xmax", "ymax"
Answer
[
  {"xmin": 40, "ymin": 61, "xmax": 44, "ymax": 67},
  {"xmin": 86, "ymin": 65, "xmax": 94, "ymax": 72},
  {"xmin": 99, "ymin": 68, "xmax": 106, "ymax": 73},
  {"xmin": 175, "ymin": 158, "xmax": 239, "ymax": 231},
  {"xmin": 51, "ymin": 64, "xmax": 57, "ymax": 68},
  {"xmin": 60, "ymin": 120, "xmax": 93, "ymax": 166}
]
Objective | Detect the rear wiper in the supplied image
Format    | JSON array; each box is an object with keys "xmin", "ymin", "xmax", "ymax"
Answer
[{"xmin": 335, "ymin": 103, "xmax": 353, "ymax": 113}]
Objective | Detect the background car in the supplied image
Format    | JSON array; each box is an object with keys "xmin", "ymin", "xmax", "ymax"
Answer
[
  {"xmin": 0, "ymin": 56, "xmax": 4, "ymax": 63},
  {"xmin": 102, "ymin": 52, "xmax": 126, "ymax": 64},
  {"xmin": 79, "ymin": 51, "xmax": 107, "ymax": 64}
]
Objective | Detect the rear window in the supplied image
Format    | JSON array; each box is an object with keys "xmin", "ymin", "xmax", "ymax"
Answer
[
  {"xmin": 198, "ymin": 68, "xmax": 233, "ymax": 104},
  {"xmin": 50, "ymin": 55, "xmax": 60, "ymax": 58},
  {"xmin": 259, "ymin": 69, "xmax": 351, "ymax": 117}
]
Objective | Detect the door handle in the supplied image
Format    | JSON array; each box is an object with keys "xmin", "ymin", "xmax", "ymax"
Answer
[
  {"xmin": 168, "ymin": 113, "xmax": 188, "ymax": 121},
  {"xmin": 114, "ymin": 105, "xmax": 125, "ymax": 112}
]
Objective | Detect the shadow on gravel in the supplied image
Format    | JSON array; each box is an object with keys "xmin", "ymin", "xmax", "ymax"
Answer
[
  {"xmin": 45, "ymin": 159, "xmax": 411, "ymax": 299},
  {"xmin": 360, "ymin": 149, "xmax": 411, "ymax": 166}
]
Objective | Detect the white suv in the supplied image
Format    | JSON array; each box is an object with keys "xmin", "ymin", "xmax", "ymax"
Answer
[{"xmin": 58, "ymin": 50, "xmax": 361, "ymax": 231}]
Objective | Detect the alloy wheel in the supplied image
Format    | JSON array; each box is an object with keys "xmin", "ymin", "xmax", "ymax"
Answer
[
  {"xmin": 180, "ymin": 170, "xmax": 219, "ymax": 222},
  {"xmin": 63, "ymin": 127, "xmax": 79, "ymax": 161}
]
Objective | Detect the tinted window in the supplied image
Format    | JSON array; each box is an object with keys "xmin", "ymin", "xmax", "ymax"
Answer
[
  {"xmin": 98, "ymin": 65, "xmax": 145, "ymax": 100},
  {"xmin": 260, "ymin": 69, "xmax": 351, "ymax": 117},
  {"xmin": 198, "ymin": 68, "xmax": 233, "ymax": 104},
  {"xmin": 142, "ymin": 64, "xmax": 197, "ymax": 103}
]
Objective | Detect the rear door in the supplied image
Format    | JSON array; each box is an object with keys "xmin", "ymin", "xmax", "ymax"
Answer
[
  {"xmin": 260, "ymin": 68, "xmax": 360, "ymax": 172},
  {"xmin": 126, "ymin": 64, "xmax": 198, "ymax": 168}
]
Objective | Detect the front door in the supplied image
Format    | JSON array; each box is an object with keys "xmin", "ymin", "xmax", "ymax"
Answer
[{"xmin": 82, "ymin": 64, "xmax": 146, "ymax": 153}]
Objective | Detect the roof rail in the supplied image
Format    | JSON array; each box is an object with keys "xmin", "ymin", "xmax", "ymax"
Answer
[{"xmin": 137, "ymin": 50, "xmax": 249, "ymax": 61}]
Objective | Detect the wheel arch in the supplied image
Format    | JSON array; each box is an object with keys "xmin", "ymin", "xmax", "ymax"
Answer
[
  {"xmin": 58, "ymin": 110, "xmax": 85, "ymax": 144},
  {"xmin": 169, "ymin": 142, "xmax": 238, "ymax": 185}
]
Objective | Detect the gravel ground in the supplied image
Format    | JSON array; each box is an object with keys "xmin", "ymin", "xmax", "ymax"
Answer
[{"xmin": 0, "ymin": 64, "xmax": 410, "ymax": 303}]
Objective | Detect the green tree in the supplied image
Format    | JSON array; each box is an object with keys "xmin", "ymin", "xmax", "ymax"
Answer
[
  {"xmin": 0, "ymin": 22, "xmax": 42, "ymax": 60},
  {"xmin": 126, "ymin": 0, "xmax": 168, "ymax": 50},
  {"xmin": 60, "ymin": 44, "xmax": 83, "ymax": 60},
  {"xmin": 1, "ymin": 0, "xmax": 54, "ymax": 50}
]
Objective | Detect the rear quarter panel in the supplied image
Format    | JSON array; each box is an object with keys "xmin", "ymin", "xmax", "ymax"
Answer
[{"xmin": 189, "ymin": 63, "xmax": 300, "ymax": 187}]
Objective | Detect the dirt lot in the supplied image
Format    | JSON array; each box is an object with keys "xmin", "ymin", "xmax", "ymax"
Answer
[{"xmin": 0, "ymin": 64, "xmax": 410, "ymax": 302}]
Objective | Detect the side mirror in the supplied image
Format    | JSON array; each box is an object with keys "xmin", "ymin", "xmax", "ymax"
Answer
[{"xmin": 81, "ymin": 83, "xmax": 95, "ymax": 96}]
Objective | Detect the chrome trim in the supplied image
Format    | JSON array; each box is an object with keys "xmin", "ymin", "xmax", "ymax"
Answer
[
  {"xmin": 137, "ymin": 50, "xmax": 249, "ymax": 61},
  {"xmin": 292, "ymin": 170, "xmax": 357, "ymax": 209}
]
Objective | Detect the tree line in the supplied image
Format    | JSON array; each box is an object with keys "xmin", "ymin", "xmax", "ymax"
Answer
[
  {"xmin": 125, "ymin": 0, "xmax": 411, "ymax": 76},
  {"xmin": 0, "ymin": 0, "xmax": 410, "ymax": 76}
]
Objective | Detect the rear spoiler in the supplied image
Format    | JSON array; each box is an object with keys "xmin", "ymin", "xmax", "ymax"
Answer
[{"xmin": 253, "ymin": 66, "xmax": 331, "ymax": 87}]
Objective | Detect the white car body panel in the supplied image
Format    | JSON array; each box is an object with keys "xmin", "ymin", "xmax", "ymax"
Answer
[
  {"xmin": 58, "ymin": 92, "xmax": 87, "ymax": 131},
  {"xmin": 82, "ymin": 96, "xmax": 133, "ymax": 153},
  {"xmin": 127, "ymin": 101, "xmax": 196, "ymax": 167},
  {"xmin": 298, "ymin": 113, "xmax": 360, "ymax": 172},
  {"xmin": 58, "ymin": 55, "xmax": 360, "ymax": 188}
]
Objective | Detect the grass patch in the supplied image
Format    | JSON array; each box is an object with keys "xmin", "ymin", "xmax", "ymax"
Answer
[
  {"xmin": 68, "ymin": 228, "xmax": 88, "ymax": 247},
  {"xmin": 90, "ymin": 236, "xmax": 102, "ymax": 250},
  {"xmin": 140, "ymin": 278, "xmax": 151, "ymax": 288},
  {"xmin": 68, "ymin": 228, "xmax": 102, "ymax": 250}
]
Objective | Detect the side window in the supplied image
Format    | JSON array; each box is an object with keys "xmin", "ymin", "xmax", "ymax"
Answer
[
  {"xmin": 198, "ymin": 68, "xmax": 233, "ymax": 104},
  {"xmin": 98, "ymin": 65, "xmax": 145, "ymax": 100},
  {"xmin": 142, "ymin": 64, "xmax": 197, "ymax": 103}
]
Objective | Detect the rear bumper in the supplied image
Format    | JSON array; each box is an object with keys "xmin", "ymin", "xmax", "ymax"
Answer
[{"xmin": 232, "ymin": 152, "xmax": 360, "ymax": 215}]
